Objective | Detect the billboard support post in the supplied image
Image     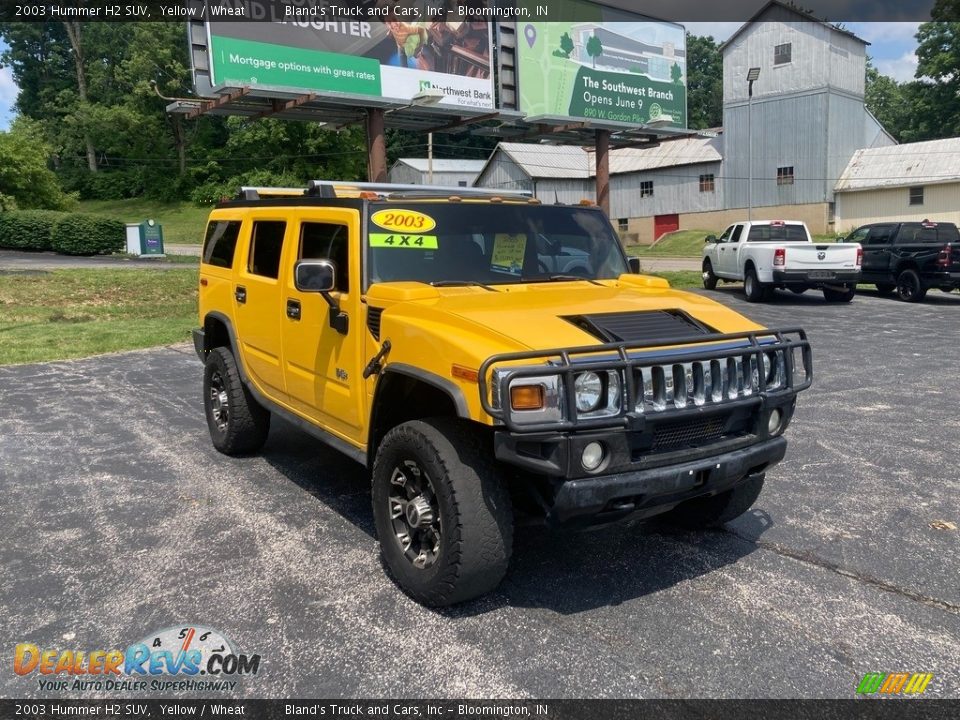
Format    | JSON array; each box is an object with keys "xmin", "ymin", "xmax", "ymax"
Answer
[
  {"xmin": 366, "ymin": 108, "xmax": 387, "ymax": 183},
  {"xmin": 595, "ymin": 129, "xmax": 610, "ymax": 216}
]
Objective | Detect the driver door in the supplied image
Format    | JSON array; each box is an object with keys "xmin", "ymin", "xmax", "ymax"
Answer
[
  {"xmin": 280, "ymin": 209, "xmax": 365, "ymax": 443},
  {"xmin": 716, "ymin": 224, "xmax": 743, "ymax": 277}
]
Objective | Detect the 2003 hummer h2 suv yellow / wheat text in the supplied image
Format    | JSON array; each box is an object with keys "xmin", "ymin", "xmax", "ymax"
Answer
[{"xmin": 193, "ymin": 181, "xmax": 813, "ymax": 606}]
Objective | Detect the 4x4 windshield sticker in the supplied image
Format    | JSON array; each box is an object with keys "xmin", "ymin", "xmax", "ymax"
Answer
[
  {"xmin": 370, "ymin": 209, "xmax": 437, "ymax": 233},
  {"xmin": 369, "ymin": 233, "xmax": 438, "ymax": 249},
  {"xmin": 491, "ymin": 233, "xmax": 526, "ymax": 275}
]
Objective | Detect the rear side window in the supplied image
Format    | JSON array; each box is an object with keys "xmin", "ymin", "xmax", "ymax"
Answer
[
  {"xmin": 248, "ymin": 221, "xmax": 286, "ymax": 279},
  {"xmin": 747, "ymin": 224, "xmax": 807, "ymax": 242},
  {"xmin": 202, "ymin": 220, "xmax": 242, "ymax": 268}
]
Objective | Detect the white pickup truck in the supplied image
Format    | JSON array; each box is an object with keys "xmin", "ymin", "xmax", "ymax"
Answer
[{"xmin": 701, "ymin": 220, "xmax": 862, "ymax": 302}]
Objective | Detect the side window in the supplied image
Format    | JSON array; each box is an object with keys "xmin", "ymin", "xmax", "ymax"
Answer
[
  {"xmin": 202, "ymin": 220, "xmax": 242, "ymax": 268},
  {"xmin": 730, "ymin": 225, "xmax": 744, "ymax": 243},
  {"xmin": 845, "ymin": 227, "xmax": 870, "ymax": 245},
  {"xmin": 717, "ymin": 226, "xmax": 732, "ymax": 242},
  {"xmin": 299, "ymin": 222, "xmax": 349, "ymax": 292},
  {"xmin": 248, "ymin": 221, "xmax": 286, "ymax": 279},
  {"xmin": 865, "ymin": 226, "xmax": 892, "ymax": 245}
]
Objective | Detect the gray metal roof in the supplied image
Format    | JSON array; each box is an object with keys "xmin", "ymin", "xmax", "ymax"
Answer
[
  {"xmin": 491, "ymin": 136, "xmax": 722, "ymax": 180},
  {"xmin": 835, "ymin": 138, "xmax": 960, "ymax": 192},
  {"xmin": 717, "ymin": 0, "xmax": 867, "ymax": 53},
  {"xmin": 394, "ymin": 158, "xmax": 487, "ymax": 173}
]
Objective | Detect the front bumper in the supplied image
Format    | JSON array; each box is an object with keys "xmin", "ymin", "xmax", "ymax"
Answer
[
  {"xmin": 536, "ymin": 436, "xmax": 786, "ymax": 526},
  {"xmin": 772, "ymin": 269, "xmax": 860, "ymax": 285}
]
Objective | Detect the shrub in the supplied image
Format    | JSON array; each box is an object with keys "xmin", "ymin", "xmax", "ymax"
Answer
[
  {"xmin": 50, "ymin": 214, "xmax": 125, "ymax": 256},
  {"xmin": 191, "ymin": 169, "xmax": 304, "ymax": 206},
  {"xmin": 0, "ymin": 210, "xmax": 70, "ymax": 251}
]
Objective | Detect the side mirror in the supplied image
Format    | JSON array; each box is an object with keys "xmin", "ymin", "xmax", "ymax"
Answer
[
  {"xmin": 628, "ymin": 257, "xmax": 641, "ymax": 273},
  {"xmin": 295, "ymin": 259, "xmax": 335, "ymax": 293},
  {"xmin": 705, "ymin": 235, "xmax": 717, "ymax": 244}
]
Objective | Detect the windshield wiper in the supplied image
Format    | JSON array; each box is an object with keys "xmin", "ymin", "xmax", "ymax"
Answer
[
  {"xmin": 430, "ymin": 280, "xmax": 497, "ymax": 292},
  {"xmin": 539, "ymin": 274, "xmax": 603, "ymax": 286}
]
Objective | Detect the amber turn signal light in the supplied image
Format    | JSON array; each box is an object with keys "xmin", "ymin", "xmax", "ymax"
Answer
[{"xmin": 510, "ymin": 384, "xmax": 544, "ymax": 411}]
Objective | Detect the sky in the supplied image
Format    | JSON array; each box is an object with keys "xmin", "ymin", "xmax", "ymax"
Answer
[{"xmin": 0, "ymin": 23, "xmax": 926, "ymax": 132}]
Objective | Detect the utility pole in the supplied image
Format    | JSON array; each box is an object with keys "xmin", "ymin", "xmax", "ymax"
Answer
[{"xmin": 746, "ymin": 67, "xmax": 760, "ymax": 221}]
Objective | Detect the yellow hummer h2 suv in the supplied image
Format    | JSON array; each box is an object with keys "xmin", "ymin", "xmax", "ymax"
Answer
[{"xmin": 193, "ymin": 181, "xmax": 812, "ymax": 606}]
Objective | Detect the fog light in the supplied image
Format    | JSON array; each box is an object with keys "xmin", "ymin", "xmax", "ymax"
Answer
[
  {"xmin": 581, "ymin": 442, "xmax": 605, "ymax": 472},
  {"xmin": 767, "ymin": 408, "xmax": 783, "ymax": 435}
]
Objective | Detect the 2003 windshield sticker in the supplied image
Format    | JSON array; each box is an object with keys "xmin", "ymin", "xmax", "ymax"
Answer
[
  {"xmin": 370, "ymin": 209, "xmax": 436, "ymax": 233},
  {"xmin": 13, "ymin": 625, "xmax": 261, "ymax": 693}
]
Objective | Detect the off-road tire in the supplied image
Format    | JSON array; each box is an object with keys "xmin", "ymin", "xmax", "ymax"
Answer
[
  {"xmin": 895, "ymin": 268, "xmax": 927, "ymax": 302},
  {"xmin": 666, "ymin": 474, "xmax": 766, "ymax": 529},
  {"xmin": 744, "ymin": 267, "xmax": 770, "ymax": 302},
  {"xmin": 372, "ymin": 418, "xmax": 513, "ymax": 606},
  {"xmin": 823, "ymin": 285, "xmax": 856, "ymax": 303},
  {"xmin": 702, "ymin": 259, "xmax": 718, "ymax": 290},
  {"xmin": 875, "ymin": 283, "xmax": 895, "ymax": 297},
  {"xmin": 203, "ymin": 346, "xmax": 270, "ymax": 455}
]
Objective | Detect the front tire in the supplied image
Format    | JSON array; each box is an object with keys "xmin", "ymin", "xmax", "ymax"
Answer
[
  {"xmin": 823, "ymin": 285, "xmax": 856, "ymax": 303},
  {"xmin": 744, "ymin": 267, "xmax": 770, "ymax": 302},
  {"xmin": 702, "ymin": 259, "xmax": 718, "ymax": 290},
  {"xmin": 203, "ymin": 347, "xmax": 270, "ymax": 455},
  {"xmin": 372, "ymin": 418, "xmax": 513, "ymax": 607},
  {"xmin": 895, "ymin": 269, "xmax": 927, "ymax": 302},
  {"xmin": 666, "ymin": 474, "xmax": 766, "ymax": 528}
]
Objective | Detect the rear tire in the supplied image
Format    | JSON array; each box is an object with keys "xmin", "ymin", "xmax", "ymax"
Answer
[
  {"xmin": 895, "ymin": 269, "xmax": 927, "ymax": 302},
  {"xmin": 744, "ymin": 267, "xmax": 770, "ymax": 302},
  {"xmin": 702, "ymin": 259, "xmax": 718, "ymax": 290},
  {"xmin": 372, "ymin": 418, "xmax": 513, "ymax": 607},
  {"xmin": 666, "ymin": 474, "xmax": 766, "ymax": 528},
  {"xmin": 823, "ymin": 285, "xmax": 856, "ymax": 303},
  {"xmin": 203, "ymin": 347, "xmax": 270, "ymax": 455},
  {"xmin": 875, "ymin": 283, "xmax": 895, "ymax": 297}
]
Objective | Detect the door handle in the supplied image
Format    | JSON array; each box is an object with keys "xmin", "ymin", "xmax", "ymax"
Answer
[
  {"xmin": 235, "ymin": 286, "xmax": 247, "ymax": 304},
  {"xmin": 286, "ymin": 299, "xmax": 301, "ymax": 320}
]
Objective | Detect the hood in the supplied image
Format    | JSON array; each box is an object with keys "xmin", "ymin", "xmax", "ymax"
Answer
[{"xmin": 367, "ymin": 277, "xmax": 765, "ymax": 353}]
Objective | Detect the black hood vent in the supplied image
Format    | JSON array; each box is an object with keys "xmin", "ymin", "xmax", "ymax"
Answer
[{"xmin": 563, "ymin": 310, "xmax": 712, "ymax": 344}]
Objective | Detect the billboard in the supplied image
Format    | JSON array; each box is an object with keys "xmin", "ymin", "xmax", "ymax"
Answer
[
  {"xmin": 515, "ymin": 0, "xmax": 687, "ymax": 128},
  {"xmin": 205, "ymin": 3, "xmax": 494, "ymax": 111}
]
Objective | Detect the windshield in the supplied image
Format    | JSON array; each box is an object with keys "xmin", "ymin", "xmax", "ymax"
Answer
[{"xmin": 366, "ymin": 203, "xmax": 629, "ymax": 286}]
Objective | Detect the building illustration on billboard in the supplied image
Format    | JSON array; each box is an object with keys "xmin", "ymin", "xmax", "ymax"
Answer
[
  {"xmin": 204, "ymin": 2, "xmax": 494, "ymax": 112},
  {"xmin": 516, "ymin": 0, "xmax": 687, "ymax": 128}
]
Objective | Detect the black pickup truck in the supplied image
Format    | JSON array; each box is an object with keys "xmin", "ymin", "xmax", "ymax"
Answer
[{"xmin": 845, "ymin": 221, "xmax": 960, "ymax": 301}]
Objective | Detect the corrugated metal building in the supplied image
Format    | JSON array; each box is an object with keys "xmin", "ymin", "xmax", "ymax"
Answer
[
  {"xmin": 835, "ymin": 138, "xmax": 960, "ymax": 232},
  {"xmin": 719, "ymin": 1, "xmax": 894, "ymax": 217},
  {"xmin": 388, "ymin": 158, "xmax": 487, "ymax": 187},
  {"xmin": 474, "ymin": 138, "xmax": 723, "ymax": 242}
]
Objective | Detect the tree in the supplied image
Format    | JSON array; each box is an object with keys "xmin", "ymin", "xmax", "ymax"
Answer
[
  {"xmin": 671, "ymin": 62, "xmax": 683, "ymax": 85},
  {"xmin": 911, "ymin": 8, "xmax": 960, "ymax": 139},
  {"xmin": 685, "ymin": 34, "xmax": 723, "ymax": 129},
  {"xmin": 0, "ymin": 119, "xmax": 75, "ymax": 210},
  {"xmin": 559, "ymin": 32, "xmax": 574, "ymax": 58},
  {"xmin": 586, "ymin": 34, "xmax": 603, "ymax": 68},
  {"xmin": 865, "ymin": 61, "xmax": 907, "ymax": 141}
]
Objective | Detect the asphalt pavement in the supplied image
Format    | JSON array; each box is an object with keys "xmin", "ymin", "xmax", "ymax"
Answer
[{"xmin": 1, "ymin": 286, "xmax": 958, "ymax": 699}]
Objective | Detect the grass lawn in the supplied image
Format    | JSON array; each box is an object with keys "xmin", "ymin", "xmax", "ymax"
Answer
[
  {"xmin": 629, "ymin": 230, "xmax": 715, "ymax": 257},
  {"xmin": 0, "ymin": 269, "xmax": 198, "ymax": 365},
  {"xmin": 78, "ymin": 199, "xmax": 209, "ymax": 245},
  {"xmin": 647, "ymin": 270, "xmax": 702, "ymax": 288}
]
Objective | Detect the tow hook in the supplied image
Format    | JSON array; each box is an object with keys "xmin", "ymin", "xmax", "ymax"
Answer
[{"xmin": 362, "ymin": 340, "xmax": 392, "ymax": 379}]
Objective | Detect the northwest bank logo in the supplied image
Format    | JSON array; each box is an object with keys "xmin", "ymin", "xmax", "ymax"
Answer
[
  {"xmin": 14, "ymin": 625, "xmax": 260, "ymax": 692},
  {"xmin": 856, "ymin": 672, "xmax": 934, "ymax": 695}
]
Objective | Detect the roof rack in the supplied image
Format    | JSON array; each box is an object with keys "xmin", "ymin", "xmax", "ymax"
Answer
[
  {"xmin": 237, "ymin": 186, "xmax": 307, "ymax": 201},
  {"xmin": 306, "ymin": 180, "xmax": 531, "ymax": 199}
]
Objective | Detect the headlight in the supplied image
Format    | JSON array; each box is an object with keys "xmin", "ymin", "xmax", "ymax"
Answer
[
  {"xmin": 574, "ymin": 372, "xmax": 603, "ymax": 412},
  {"xmin": 763, "ymin": 351, "xmax": 783, "ymax": 389}
]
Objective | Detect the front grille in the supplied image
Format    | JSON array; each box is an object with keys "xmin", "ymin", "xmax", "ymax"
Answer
[
  {"xmin": 367, "ymin": 306, "xmax": 383, "ymax": 340},
  {"xmin": 652, "ymin": 415, "xmax": 729, "ymax": 452}
]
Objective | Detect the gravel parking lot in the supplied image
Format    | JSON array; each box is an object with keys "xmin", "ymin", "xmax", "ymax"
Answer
[{"xmin": 1, "ymin": 287, "xmax": 958, "ymax": 699}]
